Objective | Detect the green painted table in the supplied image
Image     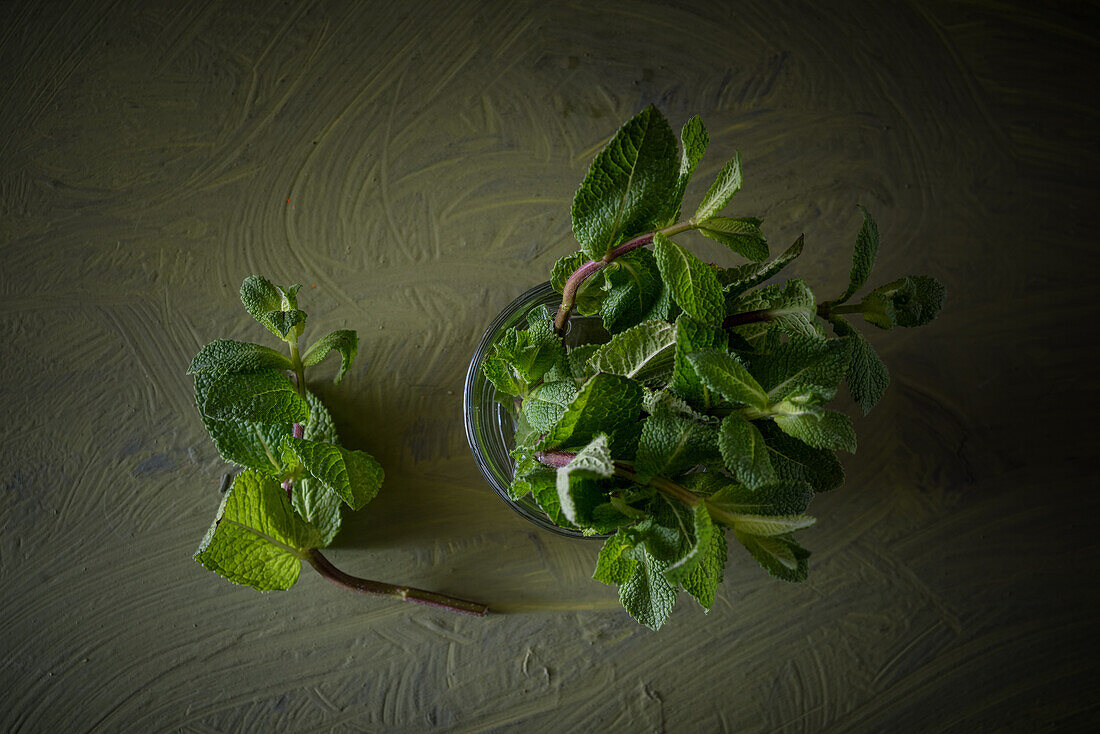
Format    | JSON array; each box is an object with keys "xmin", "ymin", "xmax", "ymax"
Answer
[{"xmin": 2, "ymin": 1, "xmax": 1095, "ymax": 731}]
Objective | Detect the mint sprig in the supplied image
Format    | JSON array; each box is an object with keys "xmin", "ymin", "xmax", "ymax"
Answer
[
  {"xmin": 485, "ymin": 107, "xmax": 944, "ymax": 629},
  {"xmin": 192, "ymin": 276, "xmax": 487, "ymax": 616}
]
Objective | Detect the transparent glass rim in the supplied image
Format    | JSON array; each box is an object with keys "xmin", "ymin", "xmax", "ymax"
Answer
[{"xmin": 462, "ymin": 282, "xmax": 604, "ymax": 539}]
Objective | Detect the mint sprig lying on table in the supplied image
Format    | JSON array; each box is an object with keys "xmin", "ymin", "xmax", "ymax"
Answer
[
  {"xmin": 192, "ymin": 276, "xmax": 487, "ymax": 615},
  {"xmin": 484, "ymin": 106, "xmax": 944, "ymax": 630}
]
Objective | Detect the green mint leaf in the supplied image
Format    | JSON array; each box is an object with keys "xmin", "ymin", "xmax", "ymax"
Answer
[
  {"xmin": 571, "ymin": 106, "xmax": 679, "ymax": 259},
  {"xmin": 522, "ymin": 380, "xmax": 579, "ymax": 433},
  {"xmin": 282, "ymin": 436, "xmax": 384, "ymax": 510},
  {"xmin": 565, "ymin": 343, "xmax": 602, "ymax": 382},
  {"xmin": 774, "ymin": 409, "xmax": 857, "ymax": 453},
  {"xmin": 734, "ymin": 531, "xmax": 810, "ymax": 582},
  {"xmin": 240, "ymin": 275, "xmax": 283, "ymax": 329},
  {"xmin": 594, "ymin": 531, "xmax": 639, "ymax": 585},
  {"xmin": 719, "ymin": 235, "xmax": 804, "ymax": 296},
  {"xmin": 708, "ymin": 480, "xmax": 814, "ymax": 516},
  {"xmin": 663, "ymin": 503, "xmax": 715, "ymax": 584},
  {"xmin": 279, "ymin": 283, "xmax": 302, "ymax": 310},
  {"xmin": 727, "ymin": 279, "xmax": 820, "ymax": 346},
  {"xmin": 538, "ymin": 373, "xmax": 643, "ymax": 452},
  {"xmin": 600, "ymin": 248, "xmax": 666, "ymax": 332},
  {"xmin": 188, "ymin": 339, "xmax": 293, "ymax": 375},
  {"xmin": 194, "ymin": 371, "xmax": 288, "ymax": 474},
  {"xmin": 653, "ymin": 233, "xmax": 724, "ymax": 326},
  {"xmin": 758, "ymin": 422, "xmax": 844, "ymax": 493},
  {"xmin": 718, "ymin": 413, "xmax": 776, "ymax": 490},
  {"xmin": 551, "ymin": 251, "xmax": 606, "ymax": 316},
  {"xmin": 679, "ymin": 525, "xmax": 727, "ymax": 611},
  {"xmin": 670, "ymin": 315, "xmax": 727, "ymax": 410},
  {"xmin": 481, "ymin": 354, "xmax": 525, "ymax": 397},
  {"xmin": 292, "ymin": 393, "xmax": 343, "ymax": 545},
  {"xmin": 201, "ymin": 369, "xmax": 310, "ymax": 425},
  {"xmin": 664, "ymin": 115, "xmax": 709, "ymax": 223},
  {"xmin": 587, "ymin": 319, "xmax": 677, "ymax": 387},
  {"xmin": 836, "ymin": 206, "xmax": 879, "ymax": 304},
  {"xmin": 686, "ymin": 348, "xmax": 769, "ymax": 410},
  {"xmin": 634, "ymin": 402, "xmax": 719, "ymax": 483},
  {"xmin": 864, "ymin": 275, "xmax": 946, "ymax": 329},
  {"xmin": 194, "ymin": 470, "xmax": 321, "ymax": 591},
  {"xmin": 752, "ymin": 334, "xmax": 853, "ymax": 404},
  {"xmin": 697, "ymin": 216, "xmax": 769, "ymax": 262},
  {"xmin": 619, "ymin": 544, "xmax": 678, "ymax": 630},
  {"xmin": 302, "ymin": 330, "xmax": 358, "ymax": 384},
  {"xmin": 532, "ymin": 478, "xmax": 577, "ymax": 529},
  {"xmin": 728, "ymin": 514, "xmax": 815, "ymax": 536},
  {"xmin": 694, "ymin": 151, "xmax": 742, "ymax": 222},
  {"xmin": 263, "ymin": 309, "xmax": 307, "ymax": 340},
  {"xmin": 556, "ymin": 434, "xmax": 614, "ymax": 526},
  {"xmin": 830, "ymin": 316, "xmax": 889, "ymax": 414}
]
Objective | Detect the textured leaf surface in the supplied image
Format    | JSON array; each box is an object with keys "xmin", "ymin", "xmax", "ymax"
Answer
[
  {"xmin": 538, "ymin": 373, "xmax": 643, "ymax": 452},
  {"xmin": 194, "ymin": 372, "xmax": 288, "ymax": 474},
  {"xmin": 670, "ymin": 315, "xmax": 727, "ymax": 409},
  {"xmin": 188, "ymin": 339, "xmax": 292, "ymax": 374},
  {"xmin": 522, "ymin": 380, "xmax": 579, "ymax": 433},
  {"xmin": 664, "ymin": 115, "xmax": 708, "ymax": 223},
  {"xmin": 718, "ymin": 413, "xmax": 776, "ymax": 489},
  {"xmin": 264, "ymin": 309, "xmax": 307, "ymax": 339},
  {"xmin": 758, "ymin": 422, "xmax": 845, "ymax": 492},
  {"xmin": 240, "ymin": 275, "xmax": 285, "ymax": 339},
  {"xmin": 556, "ymin": 434, "xmax": 614, "ymax": 525},
  {"xmin": 837, "ymin": 206, "xmax": 879, "ymax": 304},
  {"xmin": 831, "ymin": 316, "xmax": 890, "ymax": 414},
  {"xmin": 774, "ymin": 409, "xmax": 857, "ymax": 452},
  {"xmin": 634, "ymin": 404, "xmax": 719, "ymax": 482},
  {"xmin": 653, "ymin": 233, "xmax": 724, "ymax": 326},
  {"xmin": 571, "ymin": 106, "xmax": 678, "ymax": 259},
  {"xmin": 729, "ymin": 514, "xmax": 815, "ymax": 536},
  {"xmin": 720, "ymin": 235, "xmax": 804, "ymax": 296},
  {"xmin": 594, "ymin": 531, "xmax": 639, "ymax": 585},
  {"xmin": 619, "ymin": 545, "xmax": 677, "ymax": 630},
  {"xmin": 302, "ymin": 330, "xmax": 358, "ymax": 384},
  {"xmin": 680, "ymin": 526, "xmax": 727, "ymax": 611},
  {"xmin": 697, "ymin": 216, "xmax": 768, "ymax": 261},
  {"xmin": 752, "ymin": 335, "xmax": 852, "ymax": 403},
  {"xmin": 663, "ymin": 503, "xmax": 715, "ymax": 584},
  {"xmin": 694, "ymin": 151, "xmax": 742, "ymax": 221},
  {"xmin": 734, "ymin": 531, "xmax": 810, "ymax": 582},
  {"xmin": 292, "ymin": 394, "xmax": 343, "ymax": 546},
  {"xmin": 202, "ymin": 369, "xmax": 310, "ymax": 424},
  {"xmin": 708, "ymin": 480, "xmax": 814, "ymax": 516},
  {"xmin": 687, "ymin": 348, "xmax": 769, "ymax": 409},
  {"xmin": 865, "ymin": 276, "xmax": 946, "ymax": 328},
  {"xmin": 282, "ymin": 437, "xmax": 384, "ymax": 510},
  {"xmin": 600, "ymin": 248, "xmax": 666, "ymax": 332},
  {"xmin": 587, "ymin": 320, "xmax": 677, "ymax": 386},
  {"xmin": 194, "ymin": 470, "xmax": 320, "ymax": 591}
]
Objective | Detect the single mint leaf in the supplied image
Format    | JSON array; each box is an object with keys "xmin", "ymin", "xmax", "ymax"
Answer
[
  {"xmin": 263, "ymin": 309, "xmax": 307, "ymax": 340},
  {"xmin": 758, "ymin": 422, "xmax": 844, "ymax": 493},
  {"xmin": 670, "ymin": 315, "xmax": 727, "ymax": 410},
  {"xmin": 720, "ymin": 235, "xmax": 804, "ymax": 296},
  {"xmin": 188, "ymin": 340, "xmax": 293, "ymax": 375},
  {"xmin": 752, "ymin": 334, "xmax": 853, "ymax": 404},
  {"xmin": 830, "ymin": 316, "xmax": 889, "ymax": 414},
  {"xmin": 619, "ymin": 545, "xmax": 678, "ymax": 631},
  {"xmin": 728, "ymin": 514, "xmax": 815, "ymax": 537},
  {"xmin": 734, "ymin": 530, "xmax": 810, "ymax": 582},
  {"xmin": 697, "ymin": 216, "xmax": 768, "ymax": 262},
  {"xmin": 571, "ymin": 106, "xmax": 679, "ymax": 259},
  {"xmin": 293, "ymin": 393, "xmax": 343, "ymax": 545},
  {"xmin": 694, "ymin": 151, "xmax": 743, "ymax": 221},
  {"xmin": 708, "ymin": 480, "xmax": 814, "ymax": 516},
  {"xmin": 587, "ymin": 319, "xmax": 677, "ymax": 387},
  {"xmin": 774, "ymin": 409, "xmax": 857, "ymax": 453},
  {"xmin": 600, "ymin": 248, "xmax": 665, "ymax": 332},
  {"xmin": 680, "ymin": 525, "xmax": 727, "ymax": 611},
  {"xmin": 532, "ymin": 479, "xmax": 577, "ymax": 529},
  {"xmin": 240, "ymin": 275, "xmax": 283, "ymax": 335},
  {"xmin": 194, "ymin": 470, "xmax": 321, "ymax": 591},
  {"xmin": 481, "ymin": 354, "xmax": 525, "ymax": 397},
  {"xmin": 202, "ymin": 369, "xmax": 310, "ymax": 425},
  {"xmin": 664, "ymin": 115, "xmax": 709, "ymax": 223},
  {"xmin": 653, "ymin": 233, "xmax": 724, "ymax": 326},
  {"xmin": 302, "ymin": 330, "xmax": 358, "ymax": 384},
  {"xmin": 836, "ymin": 206, "xmax": 879, "ymax": 304},
  {"xmin": 727, "ymin": 279, "xmax": 820, "ymax": 346},
  {"xmin": 663, "ymin": 503, "xmax": 715, "ymax": 584},
  {"xmin": 566, "ymin": 343, "xmax": 602, "ymax": 382},
  {"xmin": 634, "ymin": 404, "xmax": 719, "ymax": 482},
  {"xmin": 686, "ymin": 348, "xmax": 769, "ymax": 410},
  {"xmin": 538, "ymin": 373, "xmax": 643, "ymax": 452},
  {"xmin": 282, "ymin": 437, "xmax": 384, "ymax": 510},
  {"xmin": 594, "ymin": 531, "xmax": 639, "ymax": 585},
  {"xmin": 865, "ymin": 275, "xmax": 946, "ymax": 328},
  {"xmin": 718, "ymin": 413, "xmax": 776, "ymax": 490},
  {"xmin": 194, "ymin": 371, "xmax": 288, "ymax": 474},
  {"xmin": 522, "ymin": 380, "xmax": 579, "ymax": 433},
  {"xmin": 556, "ymin": 434, "xmax": 614, "ymax": 526},
  {"xmin": 280, "ymin": 283, "xmax": 302, "ymax": 310}
]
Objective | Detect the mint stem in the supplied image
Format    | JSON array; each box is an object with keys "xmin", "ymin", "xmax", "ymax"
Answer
[
  {"xmin": 307, "ymin": 549, "xmax": 489, "ymax": 616},
  {"xmin": 553, "ymin": 220, "xmax": 695, "ymax": 335}
]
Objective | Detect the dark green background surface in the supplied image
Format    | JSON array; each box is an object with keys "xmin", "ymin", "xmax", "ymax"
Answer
[{"xmin": 2, "ymin": 1, "xmax": 1097, "ymax": 731}]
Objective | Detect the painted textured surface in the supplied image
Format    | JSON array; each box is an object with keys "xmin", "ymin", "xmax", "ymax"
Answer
[{"xmin": 1, "ymin": 0, "xmax": 1096, "ymax": 731}]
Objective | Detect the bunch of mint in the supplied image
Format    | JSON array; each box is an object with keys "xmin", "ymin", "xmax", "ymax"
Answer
[
  {"xmin": 191, "ymin": 276, "xmax": 486, "ymax": 615},
  {"xmin": 482, "ymin": 107, "xmax": 944, "ymax": 630}
]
